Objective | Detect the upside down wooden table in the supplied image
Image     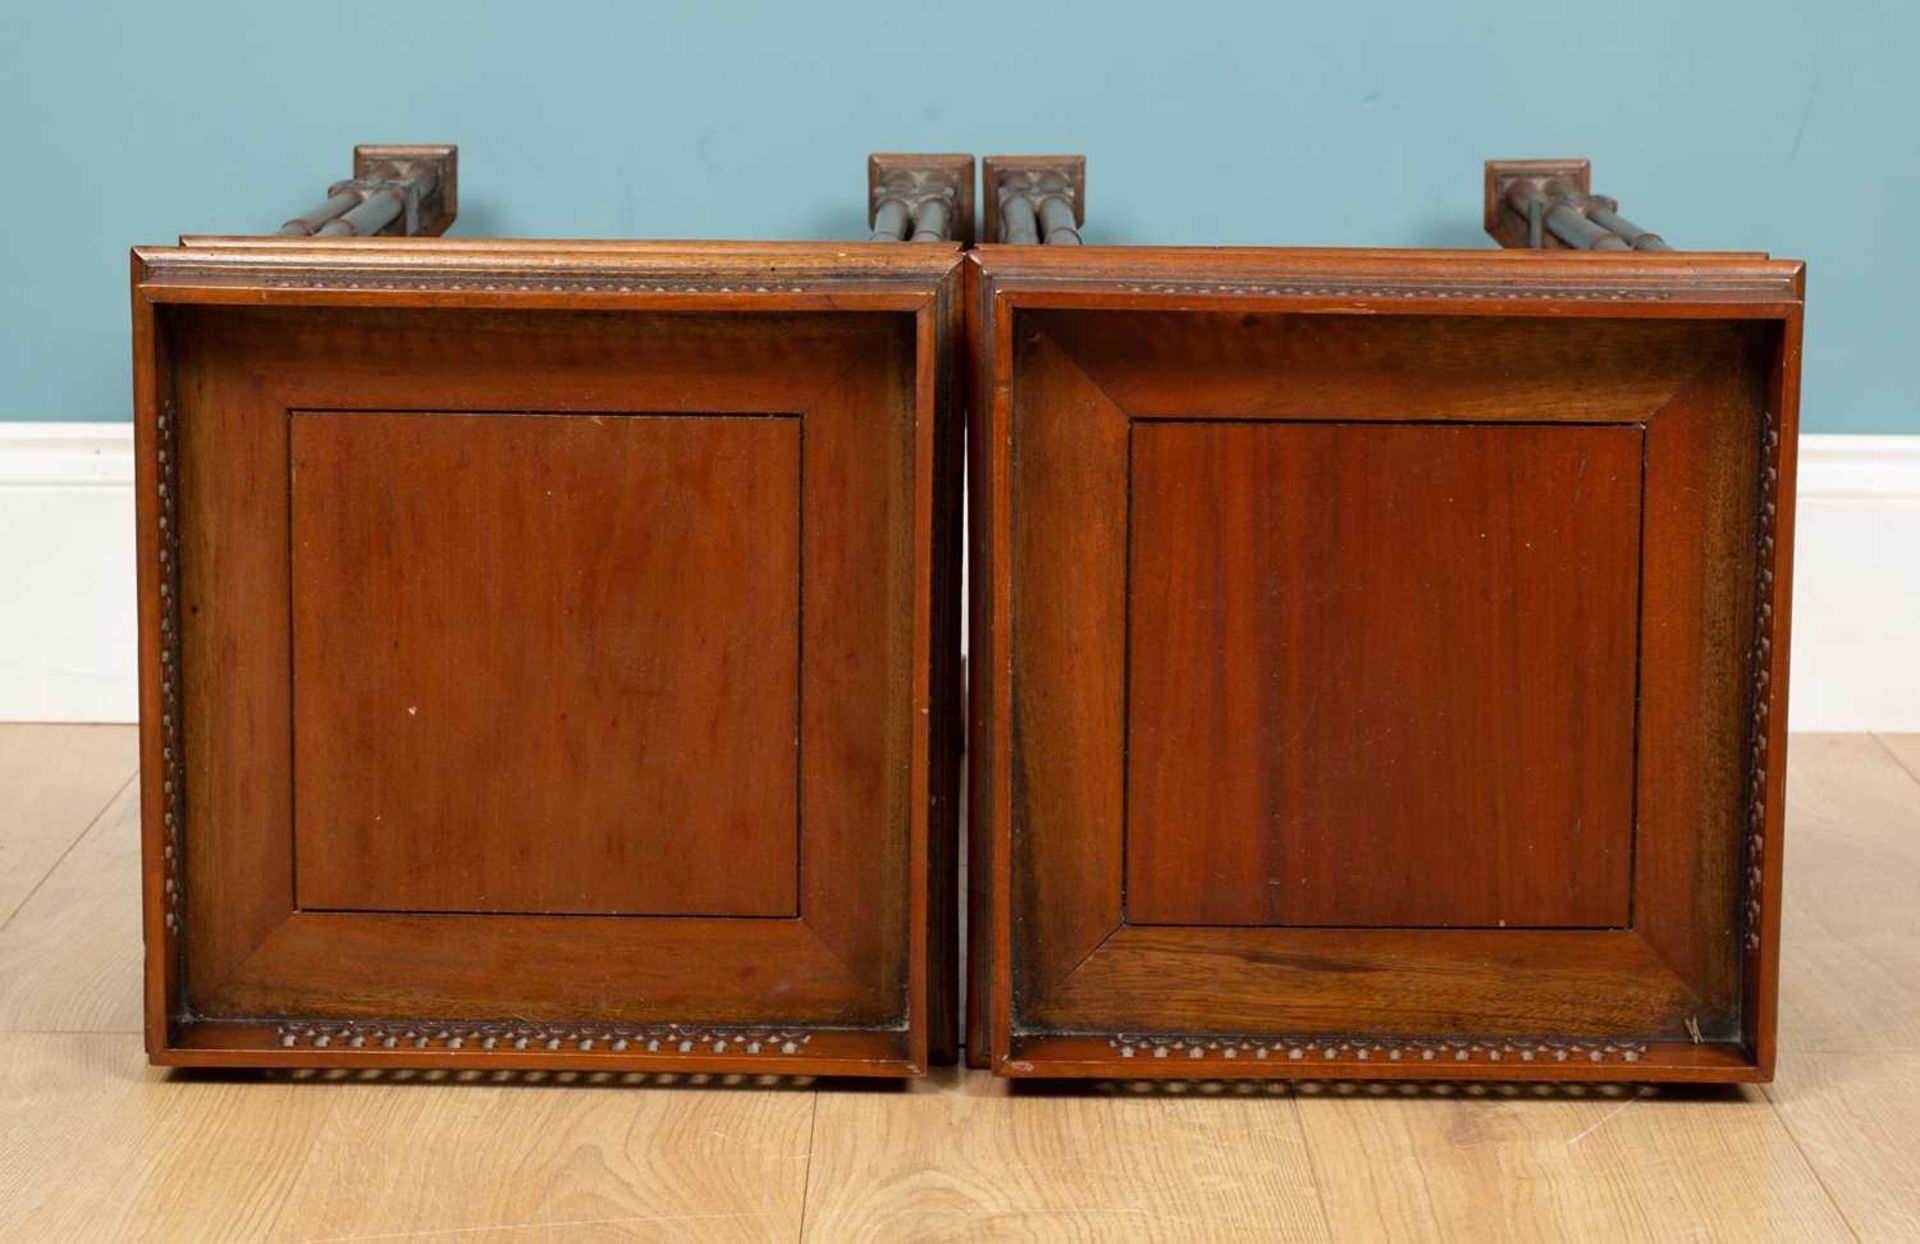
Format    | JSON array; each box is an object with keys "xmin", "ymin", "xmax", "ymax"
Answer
[
  {"xmin": 965, "ymin": 241, "xmax": 1804, "ymax": 1082},
  {"xmin": 131, "ymin": 235, "xmax": 964, "ymax": 1076},
  {"xmin": 132, "ymin": 149, "xmax": 1804, "ymax": 1085}
]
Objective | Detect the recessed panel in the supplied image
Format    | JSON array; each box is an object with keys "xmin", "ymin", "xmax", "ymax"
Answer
[
  {"xmin": 1125, "ymin": 421, "xmax": 1643, "ymax": 928},
  {"xmin": 291, "ymin": 410, "xmax": 802, "ymax": 917}
]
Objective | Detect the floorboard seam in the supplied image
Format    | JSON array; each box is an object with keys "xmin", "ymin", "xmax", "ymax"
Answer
[
  {"xmin": 0, "ymin": 766, "xmax": 136, "ymax": 931},
  {"xmin": 793, "ymin": 1089, "xmax": 822, "ymax": 1243},
  {"xmin": 1760, "ymin": 1083, "xmax": 1867, "ymax": 1244},
  {"xmin": 1870, "ymin": 733, "xmax": 1920, "ymax": 787}
]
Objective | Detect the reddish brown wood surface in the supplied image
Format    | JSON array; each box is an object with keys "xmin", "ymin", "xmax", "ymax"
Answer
[
  {"xmin": 1126, "ymin": 421, "xmax": 1643, "ymax": 928},
  {"xmin": 291, "ymin": 411, "xmax": 803, "ymax": 917},
  {"xmin": 1007, "ymin": 330, "xmax": 1128, "ymax": 992},
  {"xmin": 133, "ymin": 240, "xmax": 964, "ymax": 1075},
  {"xmin": 968, "ymin": 245, "xmax": 1804, "ymax": 1082}
]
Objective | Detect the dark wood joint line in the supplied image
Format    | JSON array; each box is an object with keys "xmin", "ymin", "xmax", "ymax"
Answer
[
  {"xmin": 983, "ymin": 155, "xmax": 1086, "ymax": 245},
  {"xmin": 279, "ymin": 143, "xmax": 458, "ymax": 238},
  {"xmin": 1485, "ymin": 158, "xmax": 1669, "ymax": 252},
  {"xmin": 868, "ymin": 153, "xmax": 975, "ymax": 245}
]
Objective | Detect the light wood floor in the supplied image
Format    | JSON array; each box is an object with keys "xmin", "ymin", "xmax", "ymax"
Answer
[{"xmin": 2, "ymin": 727, "xmax": 1916, "ymax": 1242}]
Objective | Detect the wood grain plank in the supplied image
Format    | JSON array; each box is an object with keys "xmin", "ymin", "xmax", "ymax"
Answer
[
  {"xmin": 1766, "ymin": 1049, "xmax": 1920, "ymax": 1242},
  {"xmin": 0, "ymin": 776, "xmax": 143, "ymax": 1033},
  {"xmin": 801, "ymin": 1068, "xmax": 1329, "ymax": 1242},
  {"xmin": 1295, "ymin": 1081, "xmax": 1851, "ymax": 1242},
  {"xmin": 0, "ymin": 1033, "xmax": 332, "ymax": 1242},
  {"xmin": 1776, "ymin": 734, "xmax": 1920, "ymax": 1052},
  {"xmin": 104, "ymin": 1063, "xmax": 336, "ymax": 1240},
  {"xmin": 0, "ymin": 1034, "xmax": 161, "ymax": 1240},
  {"xmin": 0, "ymin": 1027, "xmax": 813, "ymax": 1243},
  {"xmin": 265, "ymin": 1073, "xmax": 813, "ymax": 1242},
  {"xmin": 0, "ymin": 724, "xmax": 136, "ymax": 924}
]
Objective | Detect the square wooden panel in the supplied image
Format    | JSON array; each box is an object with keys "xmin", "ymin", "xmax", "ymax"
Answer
[
  {"xmin": 290, "ymin": 411, "xmax": 802, "ymax": 918},
  {"xmin": 1126, "ymin": 421, "xmax": 1643, "ymax": 929},
  {"xmin": 968, "ymin": 247, "xmax": 1805, "ymax": 1082},
  {"xmin": 132, "ymin": 240, "xmax": 964, "ymax": 1076}
]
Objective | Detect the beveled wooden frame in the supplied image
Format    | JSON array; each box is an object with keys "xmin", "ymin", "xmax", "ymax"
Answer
[
  {"xmin": 133, "ymin": 239, "xmax": 964, "ymax": 1076},
  {"xmin": 966, "ymin": 245, "xmax": 1804, "ymax": 1082}
]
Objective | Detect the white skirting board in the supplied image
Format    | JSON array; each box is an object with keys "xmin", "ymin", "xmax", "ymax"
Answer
[
  {"xmin": 2, "ymin": 424, "xmax": 1916, "ymax": 730},
  {"xmin": 0, "ymin": 425, "xmax": 137, "ymax": 725},
  {"xmin": 1787, "ymin": 436, "xmax": 1920, "ymax": 732}
]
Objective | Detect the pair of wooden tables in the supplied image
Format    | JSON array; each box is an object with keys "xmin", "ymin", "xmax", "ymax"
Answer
[{"xmin": 130, "ymin": 149, "xmax": 1804, "ymax": 1083}]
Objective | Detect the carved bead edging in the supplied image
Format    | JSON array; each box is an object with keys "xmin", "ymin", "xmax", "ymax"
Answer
[
  {"xmin": 274, "ymin": 1021, "xmax": 818, "ymax": 1057},
  {"xmin": 263, "ymin": 276, "xmax": 817, "ymax": 295},
  {"xmin": 1744, "ymin": 409, "xmax": 1782, "ymax": 953},
  {"xmin": 1105, "ymin": 1034, "xmax": 1650, "ymax": 1065},
  {"xmin": 1113, "ymin": 280, "xmax": 1676, "ymax": 303},
  {"xmin": 155, "ymin": 395, "xmax": 186, "ymax": 941},
  {"xmin": 160, "ymin": 268, "xmax": 828, "ymax": 297}
]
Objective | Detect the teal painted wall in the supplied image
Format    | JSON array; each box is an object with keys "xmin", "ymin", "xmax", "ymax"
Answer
[{"xmin": 1, "ymin": 0, "xmax": 1910, "ymax": 432}]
